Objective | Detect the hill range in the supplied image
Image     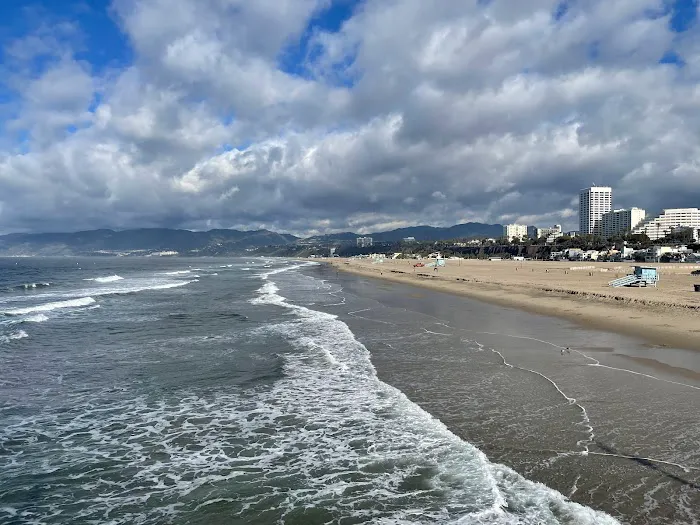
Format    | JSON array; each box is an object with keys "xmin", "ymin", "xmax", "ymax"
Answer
[{"xmin": 0, "ymin": 222, "xmax": 503, "ymax": 256}]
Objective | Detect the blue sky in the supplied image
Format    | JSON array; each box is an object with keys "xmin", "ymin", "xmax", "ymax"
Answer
[{"xmin": 0, "ymin": 0, "xmax": 699, "ymax": 235}]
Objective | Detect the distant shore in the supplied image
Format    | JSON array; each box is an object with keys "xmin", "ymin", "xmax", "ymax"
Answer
[{"xmin": 327, "ymin": 258, "xmax": 700, "ymax": 351}]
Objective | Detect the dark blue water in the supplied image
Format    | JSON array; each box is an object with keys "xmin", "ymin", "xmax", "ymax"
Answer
[{"xmin": 0, "ymin": 257, "xmax": 624, "ymax": 524}]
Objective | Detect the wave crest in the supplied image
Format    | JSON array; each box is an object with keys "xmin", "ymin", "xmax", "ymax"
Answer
[
  {"xmin": 84, "ymin": 275, "xmax": 124, "ymax": 283},
  {"xmin": 3, "ymin": 297, "xmax": 96, "ymax": 316}
]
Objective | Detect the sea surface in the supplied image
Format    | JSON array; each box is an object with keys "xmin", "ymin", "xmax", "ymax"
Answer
[{"xmin": 0, "ymin": 257, "xmax": 697, "ymax": 524}]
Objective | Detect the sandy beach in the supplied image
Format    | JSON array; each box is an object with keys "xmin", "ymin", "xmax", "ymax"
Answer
[
  {"xmin": 306, "ymin": 263, "xmax": 700, "ymax": 524},
  {"xmin": 327, "ymin": 258, "xmax": 700, "ymax": 351}
]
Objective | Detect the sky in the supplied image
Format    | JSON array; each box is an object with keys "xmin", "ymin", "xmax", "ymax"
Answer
[{"xmin": 0, "ymin": 0, "xmax": 699, "ymax": 236}]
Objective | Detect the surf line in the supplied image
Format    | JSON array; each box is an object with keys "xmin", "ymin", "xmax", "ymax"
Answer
[
  {"xmin": 569, "ymin": 350, "xmax": 700, "ymax": 392},
  {"xmin": 487, "ymin": 346, "xmax": 595, "ymax": 454},
  {"xmin": 487, "ymin": 344, "xmax": 699, "ymax": 474},
  {"xmin": 422, "ymin": 328, "xmax": 453, "ymax": 337},
  {"xmin": 326, "ymin": 286, "xmax": 347, "ymax": 306},
  {"xmin": 347, "ymin": 307, "xmax": 397, "ymax": 325},
  {"xmin": 431, "ymin": 321, "xmax": 700, "ymax": 393},
  {"xmin": 586, "ymin": 452, "xmax": 700, "ymax": 473}
]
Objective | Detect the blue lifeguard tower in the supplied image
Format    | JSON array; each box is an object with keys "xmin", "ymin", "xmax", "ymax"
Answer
[{"xmin": 609, "ymin": 266, "xmax": 659, "ymax": 287}]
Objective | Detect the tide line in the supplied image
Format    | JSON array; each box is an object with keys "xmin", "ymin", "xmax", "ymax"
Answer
[
  {"xmin": 433, "ymin": 320, "xmax": 700, "ymax": 393},
  {"xmin": 422, "ymin": 328, "xmax": 453, "ymax": 337},
  {"xmin": 586, "ymin": 452, "xmax": 700, "ymax": 473},
  {"xmin": 488, "ymin": 347, "xmax": 595, "ymax": 453},
  {"xmin": 569, "ymin": 349, "xmax": 700, "ymax": 392},
  {"xmin": 348, "ymin": 307, "xmax": 397, "ymax": 325}
]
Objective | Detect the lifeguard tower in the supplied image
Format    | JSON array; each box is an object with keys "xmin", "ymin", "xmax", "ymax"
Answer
[{"xmin": 608, "ymin": 266, "xmax": 659, "ymax": 287}]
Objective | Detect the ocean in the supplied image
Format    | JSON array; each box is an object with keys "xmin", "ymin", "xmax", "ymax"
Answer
[{"xmin": 0, "ymin": 257, "xmax": 696, "ymax": 524}]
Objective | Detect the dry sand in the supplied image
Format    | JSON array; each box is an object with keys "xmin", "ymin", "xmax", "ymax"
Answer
[{"xmin": 327, "ymin": 258, "xmax": 700, "ymax": 351}]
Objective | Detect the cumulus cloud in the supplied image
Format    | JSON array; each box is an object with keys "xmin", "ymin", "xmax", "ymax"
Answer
[{"xmin": 0, "ymin": 0, "xmax": 699, "ymax": 235}]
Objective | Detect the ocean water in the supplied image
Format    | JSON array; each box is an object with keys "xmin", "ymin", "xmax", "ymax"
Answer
[{"xmin": 0, "ymin": 257, "xmax": 687, "ymax": 524}]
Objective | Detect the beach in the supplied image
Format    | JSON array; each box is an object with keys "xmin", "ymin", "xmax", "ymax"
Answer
[
  {"xmin": 307, "ymin": 261, "xmax": 700, "ymax": 524},
  {"xmin": 327, "ymin": 258, "xmax": 700, "ymax": 351}
]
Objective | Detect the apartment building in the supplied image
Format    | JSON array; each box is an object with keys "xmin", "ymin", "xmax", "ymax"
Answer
[
  {"xmin": 535, "ymin": 224, "xmax": 562, "ymax": 243},
  {"xmin": 503, "ymin": 224, "xmax": 528, "ymax": 242},
  {"xmin": 632, "ymin": 208, "xmax": 700, "ymax": 241},
  {"xmin": 579, "ymin": 186, "xmax": 612, "ymax": 235},
  {"xmin": 601, "ymin": 208, "xmax": 646, "ymax": 237}
]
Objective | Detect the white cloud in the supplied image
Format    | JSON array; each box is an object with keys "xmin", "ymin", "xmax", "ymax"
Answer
[{"xmin": 1, "ymin": 0, "xmax": 699, "ymax": 235}]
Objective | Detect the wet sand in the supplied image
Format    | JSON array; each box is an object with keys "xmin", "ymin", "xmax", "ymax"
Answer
[
  {"xmin": 327, "ymin": 258, "xmax": 700, "ymax": 352},
  {"xmin": 309, "ymin": 264, "xmax": 700, "ymax": 524}
]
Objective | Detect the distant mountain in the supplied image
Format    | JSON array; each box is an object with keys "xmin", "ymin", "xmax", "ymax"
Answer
[
  {"xmin": 0, "ymin": 228, "xmax": 299, "ymax": 256},
  {"xmin": 301, "ymin": 232, "xmax": 359, "ymax": 243},
  {"xmin": 370, "ymin": 222, "xmax": 503, "ymax": 242},
  {"xmin": 0, "ymin": 222, "xmax": 503, "ymax": 256},
  {"xmin": 304, "ymin": 222, "xmax": 503, "ymax": 244}
]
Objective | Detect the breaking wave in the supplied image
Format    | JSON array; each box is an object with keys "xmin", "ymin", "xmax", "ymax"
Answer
[
  {"xmin": 84, "ymin": 275, "xmax": 124, "ymax": 283},
  {"xmin": 2, "ymin": 297, "xmax": 97, "ymax": 316}
]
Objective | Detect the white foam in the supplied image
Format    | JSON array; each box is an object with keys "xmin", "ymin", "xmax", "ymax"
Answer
[
  {"xmin": 0, "ymin": 263, "xmax": 622, "ymax": 524},
  {"xmin": 24, "ymin": 314, "xmax": 49, "ymax": 323},
  {"xmin": 163, "ymin": 270, "xmax": 191, "ymax": 276},
  {"xmin": 18, "ymin": 282, "xmax": 51, "ymax": 290},
  {"xmin": 84, "ymin": 275, "xmax": 124, "ymax": 283},
  {"xmin": 0, "ymin": 330, "xmax": 28, "ymax": 342},
  {"xmin": 3, "ymin": 297, "xmax": 96, "ymax": 316},
  {"xmin": 247, "ymin": 264, "xmax": 621, "ymax": 524},
  {"xmin": 95, "ymin": 281, "xmax": 195, "ymax": 295}
]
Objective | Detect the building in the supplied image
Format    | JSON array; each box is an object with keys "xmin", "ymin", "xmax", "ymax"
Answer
[
  {"xmin": 402, "ymin": 236, "xmax": 416, "ymax": 243},
  {"xmin": 503, "ymin": 224, "xmax": 528, "ymax": 242},
  {"xmin": 535, "ymin": 224, "xmax": 563, "ymax": 243},
  {"xmin": 601, "ymin": 208, "xmax": 646, "ymax": 238},
  {"xmin": 632, "ymin": 208, "xmax": 700, "ymax": 241},
  {"xmin": 356, "ymin": 236, "xmax": 373, "ymax": 248},
  {"xmin": 579, "ymin": 186, "xmax": 612, "ymax": 235},
  {"xmin": 527, "ymin": 225, "xmax": 538, "ymax": 239}
]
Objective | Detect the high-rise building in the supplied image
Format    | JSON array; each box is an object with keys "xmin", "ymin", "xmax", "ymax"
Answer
[
  {"xmin": 503, "ymin": 224, "xmax": 528, "ymax": 242},
  {"xmin": 356, "ymin": 236, "xmax": 373, "ymax": 248},
  {"xmin": 632, "ymin": 208, "xmax": 700, "ymax": 241},
  {"xmin": 601, "ymin": 208, "xmax": 646, "ymax": 238},
  {"xmin": 579, "ymin": 186, "xmax": 612, "ymax": 235}
]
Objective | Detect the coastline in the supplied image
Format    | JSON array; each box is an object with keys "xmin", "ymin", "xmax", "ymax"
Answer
[{"xmin": 326, "ymin": 258, "xmax": 700, "ymax": 352}]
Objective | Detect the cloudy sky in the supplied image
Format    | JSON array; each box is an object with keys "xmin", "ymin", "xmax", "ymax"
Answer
[{"xmin": 0, "ymin": 0, "xmax": 699, "ymax": 235}]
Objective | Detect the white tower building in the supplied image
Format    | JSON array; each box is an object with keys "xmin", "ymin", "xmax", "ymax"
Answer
[{"xmin": 579, "ymin": 186, "xmax": 612, "ymax": 235}]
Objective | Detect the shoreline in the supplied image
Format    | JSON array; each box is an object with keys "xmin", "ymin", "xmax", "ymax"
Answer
[{"xmin": 326, "ymin": 258, "xmax": 700, "ymax": 352}]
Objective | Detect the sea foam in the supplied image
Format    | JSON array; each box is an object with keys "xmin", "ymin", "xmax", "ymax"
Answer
[
  {"xmin": 0, "ymin": 330, "xmax": 28, "ymax": 342},
  {"xmin": 16, "ymin": 282, "xmax": 51, "ymax": 290},
  {"xmin": 3, "ymin": 297, "xmax": 96, "ymax": 316},
  {"xmin": 84, "ymin": 275, "xmax": 124, "ymax": 283},
  {"xmin": 245, "ymin": 263, "xmax": 622, "ymax": 524}
]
